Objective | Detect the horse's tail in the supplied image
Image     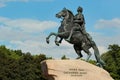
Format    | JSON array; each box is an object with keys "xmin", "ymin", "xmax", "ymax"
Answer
[{"xmin": 92, "ymin": 41, "xmax": 105, "ymax": 67}]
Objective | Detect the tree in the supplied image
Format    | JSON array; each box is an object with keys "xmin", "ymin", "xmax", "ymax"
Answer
[
  {"xmin": 0, "ymin": 45, "xmax": 47, "ymax": 80},
  {"xmin": 101, "ymin": 44, "xmax": 120, "ymax": 80},
  {"xmin": 61, "ymin": 55, "xmax": 69, "ymax": 60}
]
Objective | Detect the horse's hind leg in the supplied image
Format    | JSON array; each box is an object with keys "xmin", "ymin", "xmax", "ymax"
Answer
[
  {"xmin": 82, "ymin": 46, "xmax": 92, "ymax": 61},
  {"xmin": 86, "ymin": 50, "xmax": 92, "ymax": 61},
  {"xmin": 73, "ymin": 44, "xmax": 83, "ymax": 59}
]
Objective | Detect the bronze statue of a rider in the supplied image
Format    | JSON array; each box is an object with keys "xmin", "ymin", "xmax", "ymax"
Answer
[
  {"xmin": 66, "ymin": 6, "xmax": 93, "ymax": 46},
  {"xmin": 46, "ymin": 7, "xmax": 105, "ymax": 67}
]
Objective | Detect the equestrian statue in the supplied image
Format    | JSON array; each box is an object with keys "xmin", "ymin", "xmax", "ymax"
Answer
[{"xmin": 46, "ymin": 6, "xmax": 105, "ymax": 67}]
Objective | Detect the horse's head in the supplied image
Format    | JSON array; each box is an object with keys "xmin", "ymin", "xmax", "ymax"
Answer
[{"xmin": 56, "ymin": 8, "xmax": 73, "ymax": 19}]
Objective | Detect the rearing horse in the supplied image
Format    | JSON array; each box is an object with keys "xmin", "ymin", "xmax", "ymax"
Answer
[{"xmin": 46, "ymin": 8, "xmax": 105, "ymax": 67}]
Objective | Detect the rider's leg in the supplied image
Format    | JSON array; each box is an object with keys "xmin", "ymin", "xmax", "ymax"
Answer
[{"xmin": 66, "ymin": 27, "xmax": 80, "ymax": 41}]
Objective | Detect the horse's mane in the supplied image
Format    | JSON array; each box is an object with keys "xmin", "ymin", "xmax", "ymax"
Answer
[{"xmin": 67, "ymin": 9, "xmax": 74, "ymax": 16}]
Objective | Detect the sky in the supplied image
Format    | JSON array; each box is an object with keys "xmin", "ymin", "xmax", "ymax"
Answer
[{"xmin": 0, "ymin": 0, "xmax": 120, "ymax": 59}]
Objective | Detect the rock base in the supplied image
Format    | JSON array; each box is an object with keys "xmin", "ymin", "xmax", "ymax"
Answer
[{"xmin": 41, "ymin": 60, "xmax": 113, "ymax": 80}]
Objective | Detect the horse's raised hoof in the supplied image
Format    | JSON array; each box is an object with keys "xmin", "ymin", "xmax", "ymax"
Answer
[
  {"xmin": 56, "ymin": 43, "xmax": 59, "ymax": 46},
  {"xmin": 59, "ymin": 40, "xmax": 62, "ymax": 43},
  {"xmin": 46, "ymin": 38, "xmax": 49, "ymax": 44},
  {"xmin": 55, "ymin": 41, "xmax": 60, "ymax": 46}
]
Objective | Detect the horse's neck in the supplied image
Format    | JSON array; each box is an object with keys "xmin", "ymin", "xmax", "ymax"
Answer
[
  {"xmin": 62, "ymin": 17, "xmax": 73, "ymax": 31},
  {"xmin": 63, "ymin": 15, "xmax": 73, "ymax": 25},
  {"xmin": 60, "ymin": 11, "xmax": 74, "ymax": 32}
]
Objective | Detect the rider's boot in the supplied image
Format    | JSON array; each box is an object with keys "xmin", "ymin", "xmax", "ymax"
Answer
[{"xmin": 66, "ymin": 35, "xmax": 72, "ymax": 41}]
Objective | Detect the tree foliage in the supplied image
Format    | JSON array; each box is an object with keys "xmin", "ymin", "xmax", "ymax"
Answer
[
  {"xmin": 0, "ymin": 45, "xmax": 47, "ymax": 80},
  {"xmin": 61, "ymin": 55, "xmax": 69, "ymax": 60},
  {"xmin": 101, "ymin": 44, "xmax": 120, "ymax": 80}
]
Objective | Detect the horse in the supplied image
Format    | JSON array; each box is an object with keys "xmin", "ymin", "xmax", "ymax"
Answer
[{"xmin": 46, "ymin": 8, "xmax": 105, "ymax": 67}]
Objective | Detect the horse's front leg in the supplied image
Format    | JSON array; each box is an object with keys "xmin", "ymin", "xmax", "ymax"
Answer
[
  {"xmin": 59, "ymin": 38, "xmax": 63, "ymax": 43},
  {"xmin": 54, "ymin": 32, "xmax": 68, "ymax": 45},
  {"xmin": 55, "ymin": 36, "xmax": 63, "ymax": 46},
  {"xmin": 46, "ymin": 32, "xmax": 58, "ymax": 44}
]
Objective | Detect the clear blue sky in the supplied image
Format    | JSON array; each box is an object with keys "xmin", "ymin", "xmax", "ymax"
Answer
[{"xmin": 0, "ymin": 0, "xmax": 120, "ymax": 59}]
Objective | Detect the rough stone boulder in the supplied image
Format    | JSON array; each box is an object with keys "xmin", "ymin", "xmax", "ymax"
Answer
[{"xmin": 41, "ymin": 60, "xmax": 114, "ymax": 80}]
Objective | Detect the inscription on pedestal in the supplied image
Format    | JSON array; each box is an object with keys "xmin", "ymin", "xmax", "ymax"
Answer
[{"xmin": 63, "ymin": 68, "xmax": 87, "ymax": 77}]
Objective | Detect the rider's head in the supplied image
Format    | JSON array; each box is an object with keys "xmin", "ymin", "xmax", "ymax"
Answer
[{"xmin": 77, "ymin": 6, "xmax": 83, "ymax": 13}]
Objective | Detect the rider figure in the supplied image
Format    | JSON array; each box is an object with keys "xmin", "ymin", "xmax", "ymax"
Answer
[{"xmin": 66, "ymin": 6, "xmax": 93, "ymax": 46}]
